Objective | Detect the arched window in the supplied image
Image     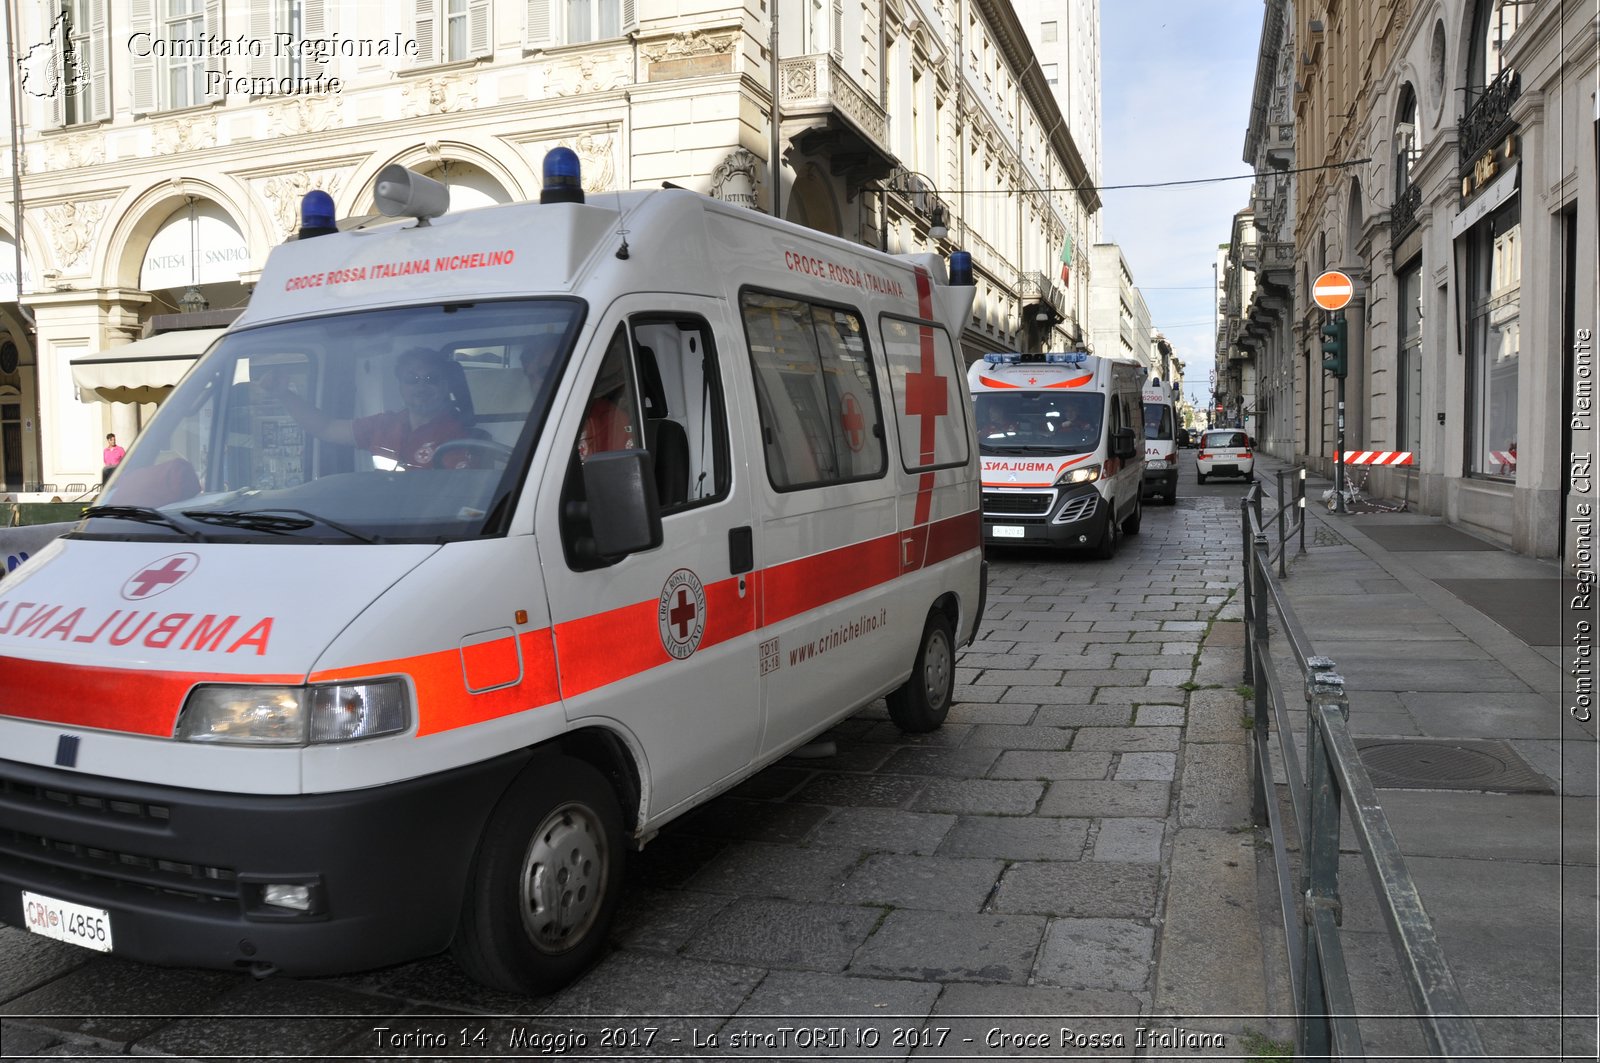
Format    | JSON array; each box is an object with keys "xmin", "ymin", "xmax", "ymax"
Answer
[
  {"xmin": 1467, "ymin": 0, "xmax": 1522, "ymax": 95},
  {"xmin": 1395, "ymin": 84, "xmax": 1419, "ymax": 196}
]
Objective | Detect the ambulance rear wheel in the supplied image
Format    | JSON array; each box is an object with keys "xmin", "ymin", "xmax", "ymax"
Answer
[
  {"xmin": 887, "ymin": 612, "xmax": 954, "ymax": 733},
  {"xmin": 1122, "ymin": 496, "xmax": 1142, "ymax": 536},
  {"xmin": 452, "ymin": 756, "xmax": 625, "ymax": 994}
]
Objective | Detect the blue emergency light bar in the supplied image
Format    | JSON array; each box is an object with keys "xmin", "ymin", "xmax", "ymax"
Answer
[{"xmin": 981, "ymin": 350, "xmax": 1092, "ymax": 366}]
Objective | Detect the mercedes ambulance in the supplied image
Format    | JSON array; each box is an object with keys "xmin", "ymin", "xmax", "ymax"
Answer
[
  {"xmin": 968, "ymin": 351, "xmax": 1144, "ymax": 557},
  {"xmin": 0, "ymin": 151, "xmax": 984, "ymax": 994},
  {"xmin": 1141, "ymin": 376, "xmax": 1180, "ymax": 503}
]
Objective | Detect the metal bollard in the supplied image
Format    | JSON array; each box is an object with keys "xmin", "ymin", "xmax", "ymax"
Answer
[
  {"xmin": 1297, "ymin": 467, "xmax": 1308, "ymax": 555},
  {"xmin": 1276, "ymin": 469, "xmax": 1289, "ymax": 578}
]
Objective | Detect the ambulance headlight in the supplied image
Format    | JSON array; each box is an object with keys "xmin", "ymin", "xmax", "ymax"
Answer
[
  {"xmin": 1056, "ymin": 463, "xmax": 1101, "ymax": 486},
  {"xmin": 177, "ymin": 680, "xmax": 411, "ymax": 744}
]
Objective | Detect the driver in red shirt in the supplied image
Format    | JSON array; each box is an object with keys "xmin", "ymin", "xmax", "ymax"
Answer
[{"xmin": 262, "ymin": 347, "xmax": 477, "ymax": 469}]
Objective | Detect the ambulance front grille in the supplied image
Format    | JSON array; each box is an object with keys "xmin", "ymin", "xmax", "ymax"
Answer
[
  {"xmin": 983, "ymin": 491, "xmax": 1053, "ymax": 516},
  {"xmin": 0, "ymin": 775, "xmax": 171, "ymax": 823},
  {"xmin": 0, "ymin": 827, "xmax": 239, "ymax": 904}
]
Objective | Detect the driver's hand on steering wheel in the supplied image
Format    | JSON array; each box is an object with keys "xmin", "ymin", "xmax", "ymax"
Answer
[{"xmin": 427, "ymin": 437, "xmax": 513, "ymax": 470}]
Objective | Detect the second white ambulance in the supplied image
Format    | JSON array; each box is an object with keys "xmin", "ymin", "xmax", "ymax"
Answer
[
  {"xmin": 1141, "ymin": 376, "xmax": 1180, "ymax": 503},
  {"xmin": 0, "ymin": 154, "xmax": 983, "ymax": 994},
  {"xmin": 968, "ymin": 351, "xmax": 1144, "ymax": 557}
]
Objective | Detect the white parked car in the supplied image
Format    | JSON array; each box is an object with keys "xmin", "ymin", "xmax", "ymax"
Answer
[{"xmin": 1196, "ymin": 429, "xmax": 1255, "ymax": 483}]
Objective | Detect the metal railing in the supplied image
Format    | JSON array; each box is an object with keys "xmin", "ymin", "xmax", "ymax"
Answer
[{"xmin": 1241, "ymin": 471, "xmax": 1485, "ymax": 1058}]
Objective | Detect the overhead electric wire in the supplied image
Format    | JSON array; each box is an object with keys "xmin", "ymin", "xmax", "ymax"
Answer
[{"xmin": 958, "ymin": 158, "xmax": 1373, "ymax": 196}]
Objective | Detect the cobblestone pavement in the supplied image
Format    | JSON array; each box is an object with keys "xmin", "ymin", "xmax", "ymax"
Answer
[{"xmin": 1, "ymin": 478, "xmax": 1293, "ymax": 1061}]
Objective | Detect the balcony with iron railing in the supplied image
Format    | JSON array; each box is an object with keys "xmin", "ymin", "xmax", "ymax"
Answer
[
  {"xmin": 1391, "ymin": 181, "xmax": 1423, "ymax": 243},
  {"xmin": 1016, "ymin": 270, "xmax": 1066, "ymax": 319},
  {"xmin": 1458, "ymin": 69, "xmax": 1520, "ymax": 175}
]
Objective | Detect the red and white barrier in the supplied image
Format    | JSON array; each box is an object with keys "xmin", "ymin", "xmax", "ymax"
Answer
[
  {"xmin": 1334, "ymin": 451, "xmax": 1414, "ymax": 465},
  {"xmin": 1488, "ymin": 450, "xmax": 1517, "ymax": 468}
]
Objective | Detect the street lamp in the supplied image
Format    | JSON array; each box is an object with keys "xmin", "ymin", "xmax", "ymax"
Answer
[
  {"xmin": 868, "ymin": 167, "xmax": 952, "ymax": 250},
  {"xmin": 178, "ymin": 284, "xmax": 208, "ymax": 314},
  {"xmin": 180, "ymin": 195, "xmax": 207, "ymax": 313}
]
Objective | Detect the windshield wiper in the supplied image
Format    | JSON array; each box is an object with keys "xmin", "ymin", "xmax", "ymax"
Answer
[
  {"xmin": 181, "ymin": 508, "xmax": 377, "ymax": 543},
  {"xmin": 982, "ymin": 444, "xmax": 1060, "ymax": 455},
  {"xmin": 82, "ymin": 505, "xmax": 204, "ymax": 541}
]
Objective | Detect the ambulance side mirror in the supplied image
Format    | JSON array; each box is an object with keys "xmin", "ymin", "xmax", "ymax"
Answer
[
  {"xmin": 1113, "ymin": 427, "xmax": 1138, "ymax": 460},
  {"xmin": 582, "ymin": 450, "xmax": 663, "ymax": 558}
]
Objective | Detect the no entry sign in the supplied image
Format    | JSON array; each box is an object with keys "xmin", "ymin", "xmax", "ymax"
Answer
[{"xmin": 1313, "ymin": 270, "xmax": 1354, "ymax": 311}]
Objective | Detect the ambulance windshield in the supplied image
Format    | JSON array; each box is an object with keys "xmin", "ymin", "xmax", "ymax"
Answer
[
  {"xmin": 975, "ymin": 392, "xmax": 1103, "ymax": 454},
  {"xmin": 1143, "ymin": 402, "xmax": 1174, "ymax": 440},
  {"xmin": 88, "ymin": 299, "xmax": 581, "ymax": 543}
]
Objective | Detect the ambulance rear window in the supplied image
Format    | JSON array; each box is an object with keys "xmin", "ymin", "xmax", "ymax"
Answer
[{"xmin": 739, "ymin": 291, "xmax": 886, "ymax": 492}]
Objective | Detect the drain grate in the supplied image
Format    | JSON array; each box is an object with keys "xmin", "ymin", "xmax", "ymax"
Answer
[
  {"xmin": 1313, "ymin": 525, "xmax": 1347, "ymax": 548},
  {"xmin": 1354, "ymin": 738, "xmax": 1553, "ymax": 793}
]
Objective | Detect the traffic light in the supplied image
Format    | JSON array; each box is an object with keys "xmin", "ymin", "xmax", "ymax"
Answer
[{"xmin": 1321, "ymin": 314, "xmax": 1348, "ymax": 378}]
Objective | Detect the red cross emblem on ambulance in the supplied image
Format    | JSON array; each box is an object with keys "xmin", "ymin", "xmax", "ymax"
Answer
[
  {"xmin": 658, "ymin": 568, "xmax": 707, "ymax": 660},
  {"xmin": 840, "ymin": 393, "xmax": 866, "ymax": 453},
  {"xmin": 121, "ymin": 552, "xmax": 200, "ymax": 601},
  {"xmin": 905, "ymin": 268, "xmax": 950, "ymax": 529}
]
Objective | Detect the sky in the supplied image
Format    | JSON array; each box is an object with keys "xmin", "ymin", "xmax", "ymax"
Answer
[{"xmin": 1098, "ymin": 1, "xmax": 1265, "ymax": 412}]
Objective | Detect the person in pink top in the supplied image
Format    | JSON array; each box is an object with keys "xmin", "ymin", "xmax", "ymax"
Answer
[
  {"xmin": 262, "ymin": 347, "xmax": 478, "ymax": 469},
  {"xmin": 101, "ymin": 433, "xmax": 125, "ymax": 484}
]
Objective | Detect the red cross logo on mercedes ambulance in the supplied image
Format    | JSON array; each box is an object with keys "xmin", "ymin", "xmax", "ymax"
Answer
[{"xmin": 121, "ymin": 552, "xmax": 199, "ymax": 601}]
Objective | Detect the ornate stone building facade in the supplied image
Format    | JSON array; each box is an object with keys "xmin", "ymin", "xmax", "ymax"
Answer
[
  {"xmin": 1237, "ymin": 0, "xmax": 1296, "ymax": 456},
  {"xmin": 0, "ymin": 0, "xmax": 1098, "ymax": 491},
  {"xmin": 1286, "ymin": 0, "xmax": 1595, "ymax": 559}
]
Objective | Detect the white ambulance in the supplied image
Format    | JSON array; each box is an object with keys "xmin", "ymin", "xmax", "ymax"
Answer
[
  {"xmin": 968, "ymin": 351, "xmax": 1144, "ymax": 557},
  {"xmin": 0, "ymin": 153, "xmax": 984, "ymax": 994},
  {"xmin": 1141, "ymin": 376, "xmax": 1180, "ymax": 503}
]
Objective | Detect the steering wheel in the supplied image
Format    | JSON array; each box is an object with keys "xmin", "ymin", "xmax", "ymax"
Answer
[{"xmin": 432, "ymin": 438, "xmax": 514, "ymax": 469}]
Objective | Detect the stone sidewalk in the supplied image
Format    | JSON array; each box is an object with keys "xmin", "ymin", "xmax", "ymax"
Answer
[{"xmin": 1251, "ymin": 455, "xmax": 1597, "ymax": 1060}]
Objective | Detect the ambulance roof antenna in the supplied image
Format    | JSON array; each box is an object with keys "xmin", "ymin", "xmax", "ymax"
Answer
[{"xmin": 614, "ymin": 189, "xmax": 630, "ymax": 260}]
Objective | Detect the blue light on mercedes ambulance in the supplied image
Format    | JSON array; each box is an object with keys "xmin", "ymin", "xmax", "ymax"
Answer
[
  {"xmin": 1045, "ymin": 352, "xmax": 1089, "ymax": 365},
  {"xmin": 176, "ymin": 679, "xmax": 410, "ymax": 744},
  {"xmin": 1056, "ymin": 463, "xmax": 1101, "ymax": 486}
]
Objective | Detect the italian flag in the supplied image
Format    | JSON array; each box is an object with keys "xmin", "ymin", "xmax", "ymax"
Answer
[{"xmin": 1059, "ymin": 235, "xmax": 1073, "ymax": 285}]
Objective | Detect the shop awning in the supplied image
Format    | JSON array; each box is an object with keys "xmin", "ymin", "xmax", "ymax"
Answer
[{"xmin": 70, "ymin": 328, "xmax": 224, "ymax": 404}]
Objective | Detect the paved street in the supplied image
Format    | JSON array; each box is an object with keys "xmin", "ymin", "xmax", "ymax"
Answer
[{"xmin": 1, "ymin": 453, "xmax": 1298, "ymax": 1061}]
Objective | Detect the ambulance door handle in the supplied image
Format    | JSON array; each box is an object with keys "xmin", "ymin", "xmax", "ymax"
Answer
[{"xmin": 729, "ymin": 526, "xmax": 754, "ymax": 575}]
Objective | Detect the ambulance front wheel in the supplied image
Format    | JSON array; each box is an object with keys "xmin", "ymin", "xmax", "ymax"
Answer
[
  {"xmin": 887, "ymin": 612, "xmax": 954, "ymax": 733},
  {"xmin": 452, "ymin": 756, "xmax": 625, "ymax": 994}
]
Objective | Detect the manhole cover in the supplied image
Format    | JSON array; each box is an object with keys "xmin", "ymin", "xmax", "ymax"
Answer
[{"xmin": 1355, "ymin": 739, "xmax": 1553, "ymax": 793}]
